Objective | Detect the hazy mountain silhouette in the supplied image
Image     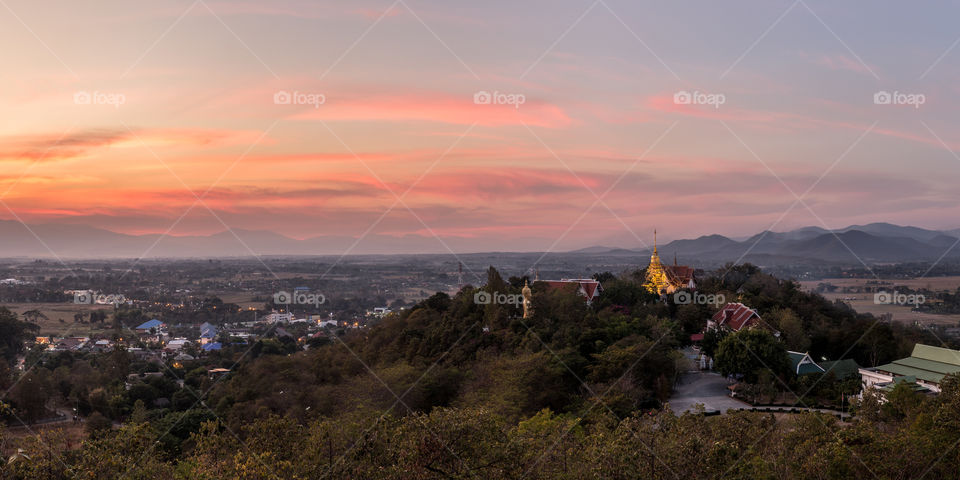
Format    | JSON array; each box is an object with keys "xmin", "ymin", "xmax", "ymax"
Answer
[{"xmin": 0, "ymin": 219, "xmax": 957, "ymax": 262}]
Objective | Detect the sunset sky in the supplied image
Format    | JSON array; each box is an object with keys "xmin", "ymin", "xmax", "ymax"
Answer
[{"xmin": 2, "ymin": 0, "xmax": 959, "ymax": 253}]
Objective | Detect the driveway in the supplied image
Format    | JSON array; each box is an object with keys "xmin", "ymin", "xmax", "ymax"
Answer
[{"xmin": 668, "ymin": 371, "xmax": 748, "ymax": 414}]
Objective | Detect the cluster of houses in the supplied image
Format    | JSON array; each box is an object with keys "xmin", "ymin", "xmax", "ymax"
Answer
[{"xmin": 35, "ymin": 310, "xmax": 366, "ymax": 364}]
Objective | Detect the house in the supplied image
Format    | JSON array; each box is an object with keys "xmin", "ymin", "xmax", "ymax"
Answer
[
  {"xmin": 788, "ymin": 351, "xmax": 825, "ymax": 376},
  {"xmin": 264, "ymin": 312, "xmax": 294, "ymax": 324},
  {"xmin": 709, "ymin": 303, "xmax": 776, "ymax": 334},
  {"xmin": 201, "ymin": 342, "xmax": 222, "ymax": 352},
  {"xmin": 135, "ymin": 319, "xmax": 165, "ymax": 334},
  {"xmin": 52, "ymin": 337, "xmax": 89, "ymax": 352},
  {"xmin": 165, "ymin": 338, "xmax": 190, "ymax": 352},
  {"xmin": 859, "ymin": 343, "xmax": 960, "ymax": 394},
  {"xmin": 542, "ymin": 279, "xmax": 603, "ymax": 305},
  {"xmin": 91, "ymin": 339, "xmax": 113, "ymax": 352},
  {"xmin": 199, "ymin": 323, "xmax": 218, "ymax": 345}
]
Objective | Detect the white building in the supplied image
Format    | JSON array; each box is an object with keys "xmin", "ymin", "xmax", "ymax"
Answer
[
  {"xmin": 264, "ymin": 312, "xmax": 295, "ymax": 324},
  {"xmin": 859, "ymin": 344, "xmax": 960, "ymax": 395}
]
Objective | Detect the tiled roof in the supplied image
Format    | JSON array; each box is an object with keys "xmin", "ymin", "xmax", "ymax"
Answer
[
  {"xmin": 543, "ymin": 279, "xmax": 603, "ymax": 300},
  {"xmin": 712, "ymin": 303, "xmax": 760, "ymax": 331}
]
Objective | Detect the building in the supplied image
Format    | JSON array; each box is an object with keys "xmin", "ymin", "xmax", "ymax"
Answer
[
  {"xmin": 542, "ymin": 279, "xmax": 603, "ymax": 305},
  {"xmin": 264, "ymin": 312, "xmax": 294, "ymax": 324},
  {"xmin": 859, "ymin": 343, "xmax": 960, "ymax": 394},
  {"xmin": 643, "ymin": 231, "xmax": 696, "ymax": 294},
  {"xmin": 788, "ymin": 351, "xmax": 826, "ymax": 376},
  {"xmin": 708, "ymin": 303, "xmax": 775, "ymax": 333},
  {"xmin": 368, "ymin": 307, "xmax": 392, "ymax": 317},
  {"xmin": 135, "ymin": 319, "xmax": 165, "ymax": 334},
  {"xmin": 819, "ymin": 359, "xmax": 861, "ymax": 380},
  {"xmin": 199, "ymin": 322, "xmax": 218, "ymax": 345}
]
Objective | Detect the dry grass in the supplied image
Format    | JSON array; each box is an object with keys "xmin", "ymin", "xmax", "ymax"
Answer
[
  {"xmin": 2, "ymin": 421, "xmax": 86, "ymax": 456},
  {"xmin": 5, "ymin": 303, "xmax": 113, "ymax": 336}
]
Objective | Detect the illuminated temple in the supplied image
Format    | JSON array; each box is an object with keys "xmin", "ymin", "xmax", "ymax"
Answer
[{"xmin": 643, "ymin": 231, "xmax": 696, "ymax": 295}]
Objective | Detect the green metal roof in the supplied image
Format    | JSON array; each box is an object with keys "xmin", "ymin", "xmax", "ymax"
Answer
[
  {"xmin": 912, "ymin": 344, "xmax": 960, "ymax": 366},
  {"xmin": 873, "ymin": 344, "xmax": 960, "ymax": 384},
  {"xmin": 878, "ymin": 376, "xmax": 931, "ymax": 393},
  {"xmin": 788, "ymin": 351, "xmax": 825, "ymax": 375},
  {"xmin": 819, "ymin": 359, "xmax": 861, "ymax": 379}
]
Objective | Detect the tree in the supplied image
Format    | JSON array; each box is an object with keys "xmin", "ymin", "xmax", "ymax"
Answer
[
  {"xmin": 0, "ymin": 307, "xmax": 39, "ymax": 363},
  {"xmin": 21, "ymin": 309, "xmax": 48, "ymax": 324},
  {"xmin": 714, "ymin": 329, "xmax": 789, "ymax": 383},
  {"xmin": 84, "ymin": 411, "xmax": 113, "ymax": 436},
  {"xmin": 767, "ymin": 307, "xmax": 809, "ymax": 352},
  {"xmin": 700, "ymin": 327, "xmax": 728, "ymax": 358}
]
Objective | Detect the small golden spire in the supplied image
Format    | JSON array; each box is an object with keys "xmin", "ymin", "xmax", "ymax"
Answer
[{"xmin": 654, "ymin": 229, "xmax": 658, "ymax": 254}]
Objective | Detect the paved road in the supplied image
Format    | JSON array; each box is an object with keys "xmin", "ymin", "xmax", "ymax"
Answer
[{"xmin": 668, "ymin": 371, "xmax": 748, "ymax": 414}]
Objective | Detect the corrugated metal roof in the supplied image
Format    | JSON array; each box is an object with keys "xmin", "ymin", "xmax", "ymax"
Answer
[
  {"xmin": 874, "ymin": 344, "xmax": 960, "ymax": 384},
  {"xmin": 819, "ymin": 359, "xmax": 860, "ymax": 379},
  {"xmin": 912, "ymin": 344, "xmax": 960, "ymax": 366}
]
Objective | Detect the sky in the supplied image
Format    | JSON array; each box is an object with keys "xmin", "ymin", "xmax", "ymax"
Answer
[{"xmin": 1, "ymin": 0, "xmax": 960, "ymax": 253}]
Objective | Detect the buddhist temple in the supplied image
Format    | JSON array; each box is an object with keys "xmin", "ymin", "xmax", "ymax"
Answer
[{"xmin": 642, "ymin": 230, "xmax": 696, "ymax": 294}]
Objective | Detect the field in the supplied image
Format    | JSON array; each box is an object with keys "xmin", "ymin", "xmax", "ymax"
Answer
[
  {"xmin": 799, "ymin": 276, "xmax": 960, "ymax": 326},
  {"xmin": 5, "ymin": 302, "xmax": 114, "ymax": 337}
]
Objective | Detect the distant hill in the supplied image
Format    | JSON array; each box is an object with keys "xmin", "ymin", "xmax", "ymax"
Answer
[
  {"xmin": 0, "ymin": 219, "xmax": 958, "ymax": 263},
  {"xmin": 575, "ymin": 224, "xmax": 960, "ymax": 265}
]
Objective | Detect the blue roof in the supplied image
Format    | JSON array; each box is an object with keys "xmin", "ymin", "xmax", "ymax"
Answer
[
  {"xmin": 136, "ymin": 319, "xmax": 164, "ymax": 330},
  {"xmin": 200, "ymin": 324, "xmax": 218, "ymax": 337},
  {"xmin": 202, "ymin": 342, "xmax": 222, "ymax": 351}
]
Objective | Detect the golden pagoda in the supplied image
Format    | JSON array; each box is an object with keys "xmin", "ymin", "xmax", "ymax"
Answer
[
  {"xmin": 521, "ymin": 279, "xmax": 533, "ymax": 318},
  {"xmin": 643, "ymin": 230, "xmax": 695, "ymax": 294}
]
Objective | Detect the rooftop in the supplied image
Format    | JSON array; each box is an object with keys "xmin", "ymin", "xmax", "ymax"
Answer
[{"xmin": 873, "ymin": 344, "xmax": 960, "ymax": 384}]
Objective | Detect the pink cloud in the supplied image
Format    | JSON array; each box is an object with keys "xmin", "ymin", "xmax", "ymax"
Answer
[{"xmin": 290, "ymin": 92, "xmax": 573, "ymax": 128}]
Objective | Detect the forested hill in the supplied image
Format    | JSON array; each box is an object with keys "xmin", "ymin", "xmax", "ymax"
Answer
[
  {"xmin": 205, "ymin": 264, "xmax": 936, "ymax": 430},
  {"xmin": 5, "ymin": 264, "xmax": 955, "ymax": 479}
]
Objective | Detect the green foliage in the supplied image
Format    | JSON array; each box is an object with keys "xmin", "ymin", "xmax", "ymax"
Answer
[
  {"xmin": 715, "ymin": 329, "xmax": 790, "ymax": 383},
  {"xmin": 0, "ymin": 307, "xmax": 39, "ymax": 363}
]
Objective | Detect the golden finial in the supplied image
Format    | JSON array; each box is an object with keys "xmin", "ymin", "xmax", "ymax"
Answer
[{"xmin": 654, "ymin": 229, "xmax": 658, "ymax": 254}]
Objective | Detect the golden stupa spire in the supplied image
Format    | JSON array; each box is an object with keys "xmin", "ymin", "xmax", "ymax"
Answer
[
  {"xmin": 522, "ymin": 279, "xmax": 533, "ymax": 318},
  {"xmin": 654, "ymin": 229, "xmax": 657, "ymax": 254}
]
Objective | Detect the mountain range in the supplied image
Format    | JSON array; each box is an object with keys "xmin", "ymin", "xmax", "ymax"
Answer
[
  {"xmin": 0, "ymin": 220, "xmax": 958, "ymax": 264},
  {"xmin": 576, "ymin": 223, "xmax": 960, "ymax": 265}
]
